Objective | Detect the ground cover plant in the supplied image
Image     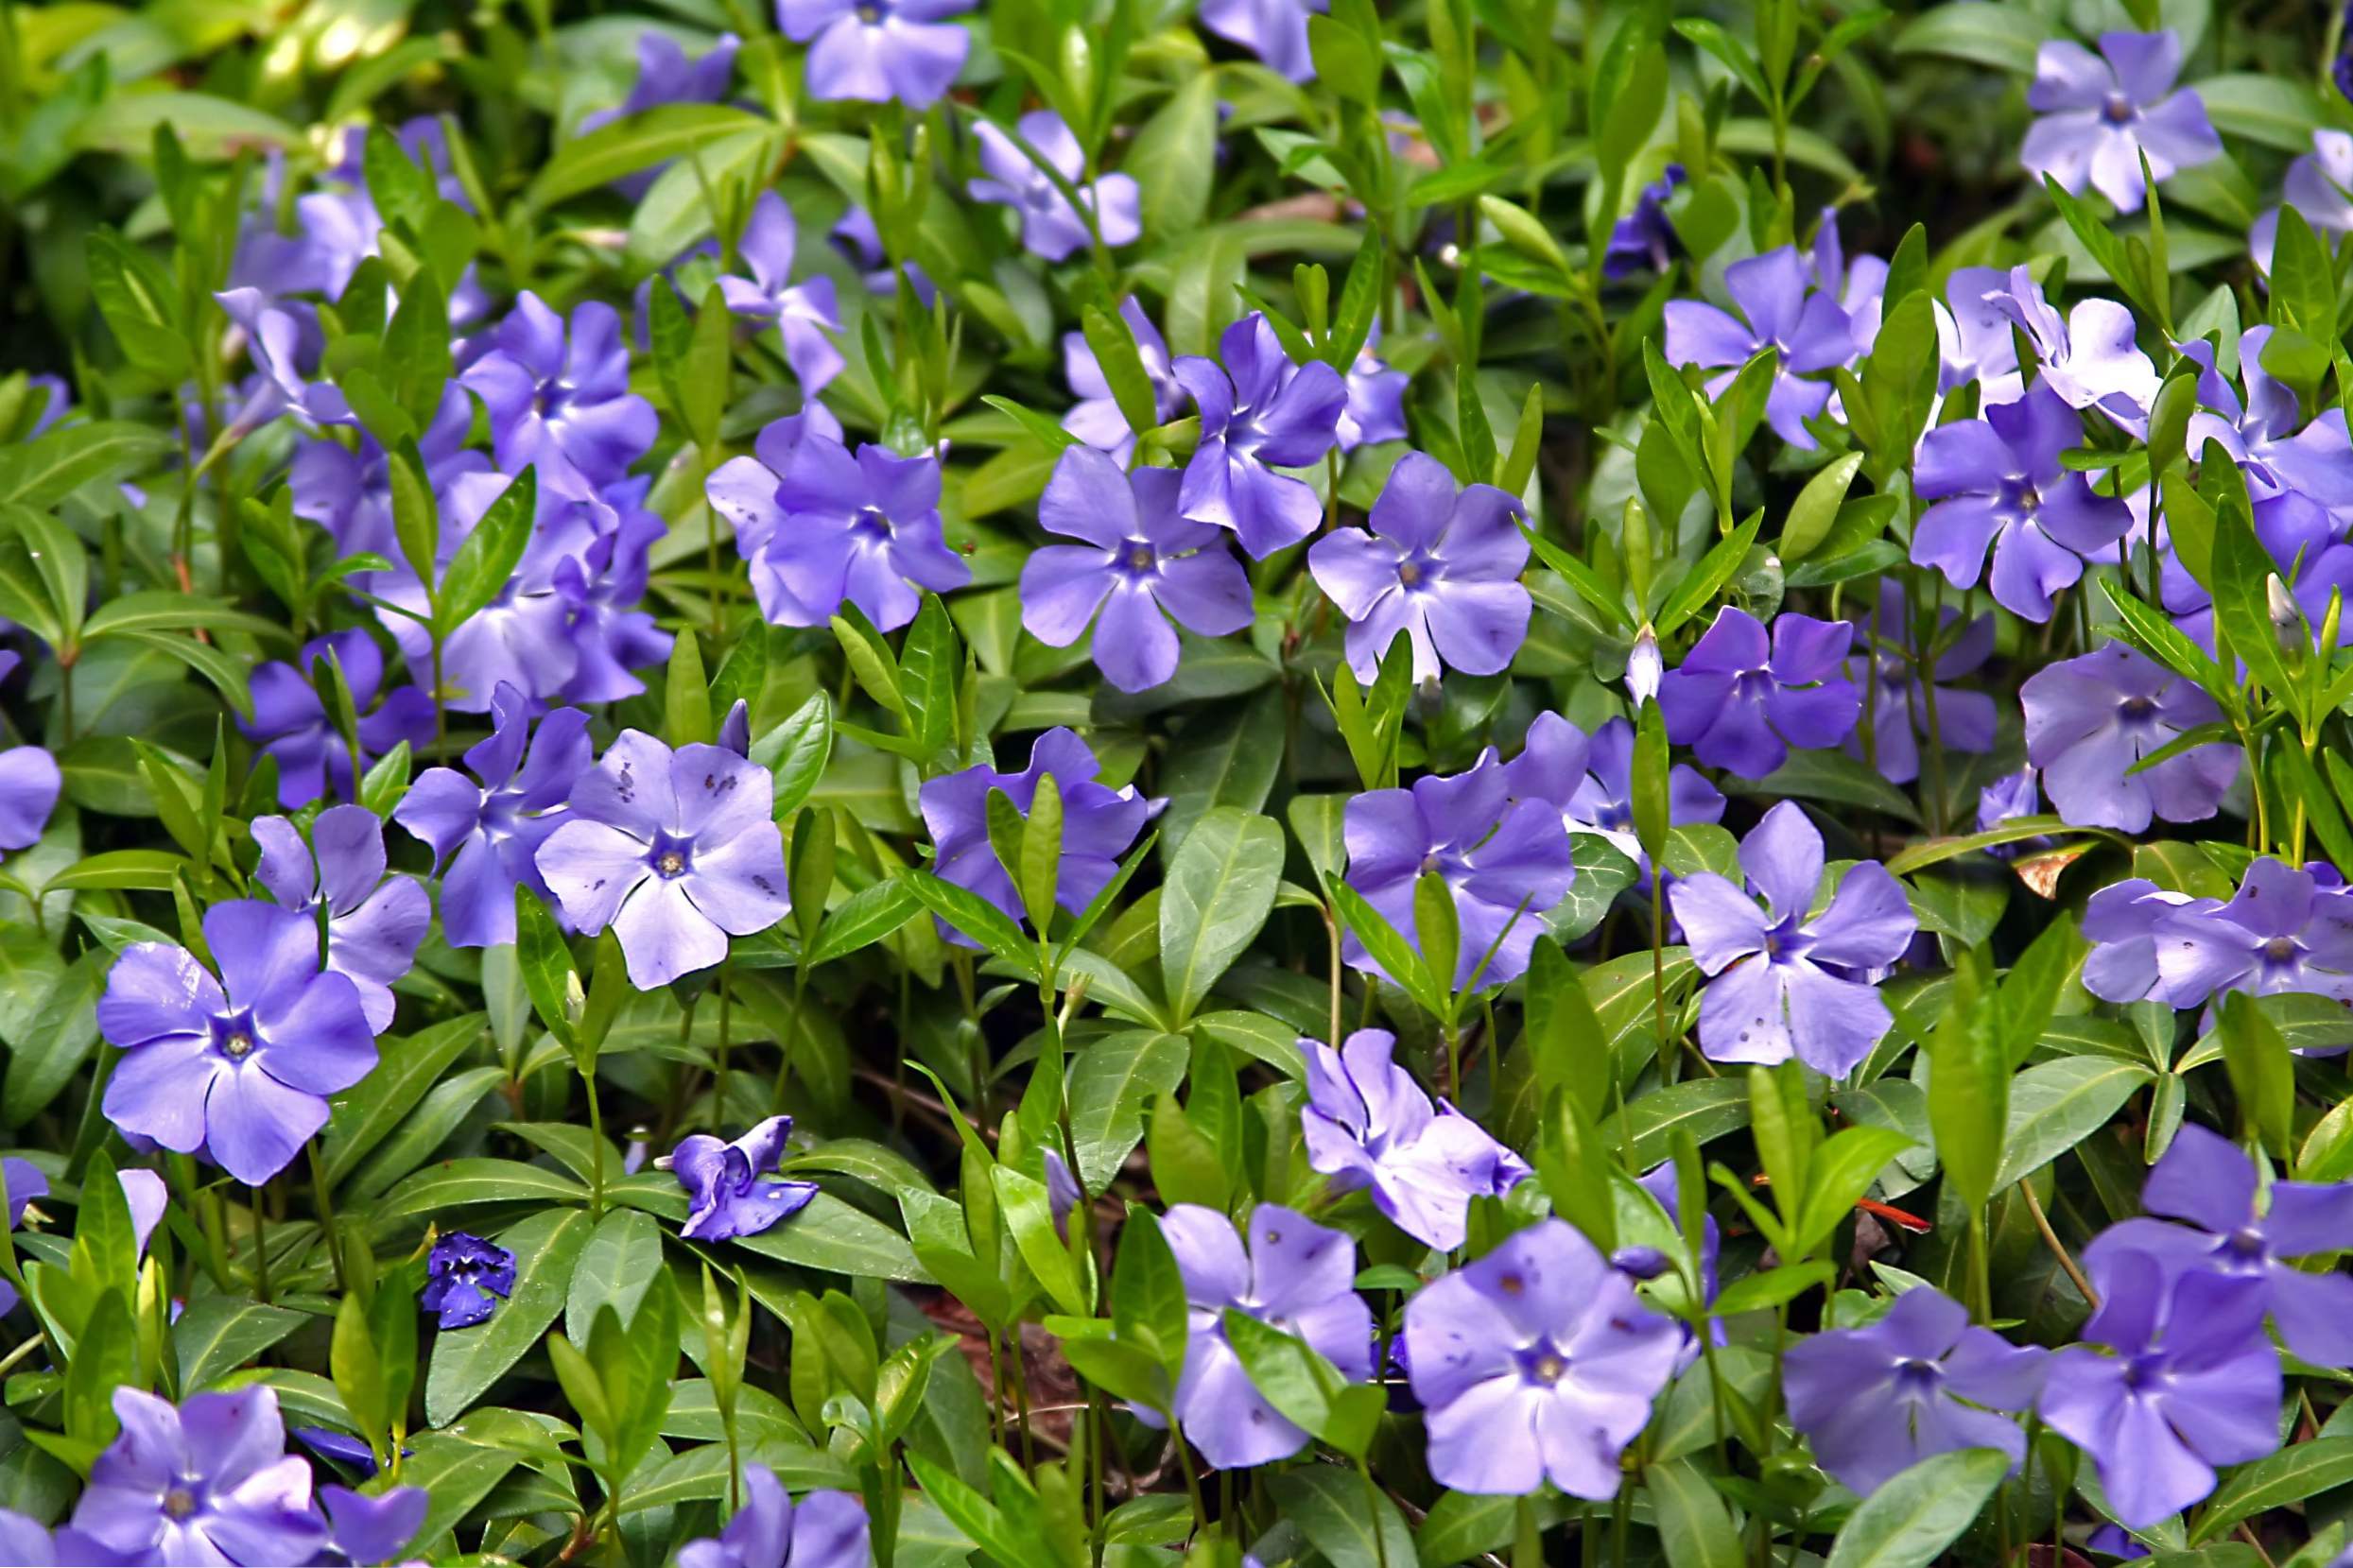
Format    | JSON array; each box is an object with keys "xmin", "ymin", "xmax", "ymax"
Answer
[{"xmin": 10, "ymin": 0, "xmax": 2353, "ymax": 1562}]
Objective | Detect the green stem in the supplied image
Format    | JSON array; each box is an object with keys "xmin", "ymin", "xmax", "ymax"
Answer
[
  {"xmin": 584, "ymin": 1069, "xmax": 608, "ymax": 1220},
  {"xmin": 307, "ymin": 1141, "xmax": 343, "ymax": 1293}
]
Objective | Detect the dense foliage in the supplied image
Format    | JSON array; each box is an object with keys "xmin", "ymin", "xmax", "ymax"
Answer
[{"xmin": 9, "ymin": 0, "xmax": 2353, "ymax": 1563}]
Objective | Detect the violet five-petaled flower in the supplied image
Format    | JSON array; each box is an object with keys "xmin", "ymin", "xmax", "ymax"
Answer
[
  {"xmin": 0, "ymin": 745, "xmax": 61, "ymax": 852},
  {"xmin": 1020, "ymin": 447, "xmax": 1255, "ymax": 692},
  {"xmin": 536, "ymin": 731, "xmax": 793, "ymax": 991},
  {"xmin": 776, "ymin": 0, "xmax": 972, "ymax": 108},
  {"xmin": 69, "ymin": 1387, "xmax": 327, "ymax": 1566},
  {"xmin": 1307, "ymin": 450, "xmax": 1531, "ymax": 684},
  {"xmin": 1667, "ymin": 801, "xmax": 1917, "ymax": 1077},
  {"xmin": 1173, "ymin": 313, "xmax": 1347, "ymax": 560},
  {"xmin": 420, "ymin": 1232, "xmax": 517, "ymax": 1330},
  {"xmin": 2183, "ymin": 325, "xmax": 2353, "ymax": 511},
  {"xmin": 676, "ymin": 1463, "xmax": 870, "ymax": 1568},
  {"xmin": 1784, "ymin": 1284, "xmax": 2047, "ymax": 1498},
  {"xmin": 98, "ymin": 902, "xmax": 376, "ymax": 1185},
  {"xmin": 1300, "ymin": 1028, "xmax": 1529, "ymax": 1250},
  {"xmin": 970, "ymin": 112, "xmax": 1141, "ymax": 263},
  {"xmin": 2019, "ymin": 30, "xmax": 2221, "ymax": 215},
  {"xmin": 1843, "ymin": 579, "xmax": 1998, "ymax": 785},
  {"xmin": 1342, "ymin": 750, "xmax": 1575, "ymax": 991},
  {"xmin": 1662, "ymin": 247, "xmax": 1853, "ymax": 450},
  {"xmin": 1156, "ymin": 1203, "xmax": 1373, "ymax": 1470},
  {"xmin": 460, "ymin": 292, "xmax": 656, "ymax": 500},
  {"xmin": 2087, "ymin": 858, "xmax": 2353, "ymax": 1010},
  {"xmin": 1656, "ymin": 606, "xmax": 1860, "ymax": 780},
  {"xmin": 1195, "ymin": 0, "xmax": 1327, "ymax": 80},
  {"xmin": 716, "ymin": 192, "xmax": 845, "ymax": 395},
  {"xmin": 918, "ymin": 727, "xmax": 1159, "ymax": 936},
  {"xmin": 1503, "ymin": 713, "xmax": 1725, "ymax": 874},
  {"xmin": 239, "ymin": 629, "xmax": 434, "ymax": 809},
  {"xmin": 1984, "ymin": 267, "xmax": 2159, "ymax": 427},
  {"xmin": 1402, "ymin": 1217, "xmax": 1683, "ymax": 1497},
  {"xmin": 2020, "ymin": 641, "xmax": 2238, "ymax": 833},
  {"xmin": 396, "ymin": 684, "xmax": 595, "ymax": 949},
  {"xmin": 251, "ymin": 804, "xmax": 428, "ymax": 1036},
  {"xmin": 672, "ymin": 1116, "xmax": 821, "ymax": 1243}
]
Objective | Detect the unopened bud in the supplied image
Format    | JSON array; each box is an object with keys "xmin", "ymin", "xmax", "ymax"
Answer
[{"xmin": 1627, "ymin": 627, "xmax": 1663, "ymax": 707}]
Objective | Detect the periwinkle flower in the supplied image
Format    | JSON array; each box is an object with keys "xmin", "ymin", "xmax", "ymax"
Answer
[
  {"xmin": 2020, "ymin": 30, "xmax": 2221, "ymax": 215},
  {"xmin": 395, "ymin": 687, "xmax": 593, "ymax": 949},
  {"xmin": 833, "ymin": 206, "xmax": 935, "ymax": 305},
  {"xmin": 2020, "ymin": 642, "xmax": 2238, "ymax": 833},
  {"xmin": 1656, "ymin": 607, "xmax": 1860, "ymax": 779},
  {"xmin": 98, "ymin": 902, "xmax": 376, "ymax": 1185},
  {"xmin": 2038, "ymin": 1249, "xmax": 2279, "ymax": 1529},
  {"xmin": 777, "ymin": 0, "xmax": 972, "ymax": 109},
  {"xmin": 239, "ymin": 629, "xmax": 433, "ymax": 808},
  {"xmin": 2250, "ymin": 130, "xmax": 2353, "ymax": 273},
  {"xmin": 291, "ymin": 383, "xmax": 483, "ymax": 563},
  {"xmin": 70, "ymin": 1387, "xmax": 327, "ymax": 1566},
  {"xmin": 2182, "ymin": 326, "xmax": 2353, "ymax": 510},
  {"xmin": 215, "ymin": 289, "xmax": 349, "ymax": 432},
  {"xmin": 1662, "ymin": 248, "xmax": 1853, "ymax": 450},
  {"xmin": 1843, "ymin": 580, "xmax": 1998, "ymax": 784},
  {"xmin": 1505, "ymin": 713, "xmax": 1725, "ymax": 872},
  {"xmin": 0, "ymin": 1507, "xmax": 113, "ymax": 1566},
  {"xmin": 2084, "ymin": 1123, "xmax": 2353, "ymax": 1367},
  {"xmin": 421, "ymin": 1232, "xmax": 516, "ymax": 1329},
  {"xmin": 1196, "ymin": 0, "xmax": 1326, "ymax": 80},
  {"xmin": 1667, "ymin": 801, "xmax": 1917, "ymax": 1077},
  {"xmin": 1985, "ymin": 267, "xmax": 2158, "ymax": 426},
  {"xmin": 1335, "ymin": 327, "xmax": 1410, "ymax": 452},
  {"xmin": 2091, "ymin": 858, "xmax": 2353, "ymax": 1010},
  {"xmin": 1342, "ymin": 751, "xmax": 1574, "ymax": 991},
  {"xmin": 918, "ymin": 728, "xmax": 1159, "ymax": 934},
  {"xmin": 677, "ymin": 1464, "xmax": 869, "ymax": 1568},
  {"xmin": 1172, "ymin": 314, "xmax": 1347, "ymax": 560},
  {"xmin": 970, "ymin": 112, "xmax": 1141, "ymax": 262},
  {"xmin": 1935, "ymin": 265, "xmax": 2024, "ymax": 403},
  {"xmin": 460, "ymin": 293, "xmax": 656, "ymax": 498},
  {"xmin": 552, "ymin": 482, "xmax": 676, "ymax": 705},
  {"xmin": 716, "ymin": 193, "xmax": 845, "ymax": 395},
  {"xmin": 1977, "ymin": 767, "xmax": 2045, "ymax": 848},
  {"xmin": 1156, "ymin": 1203, "xmax": 1373, "ymax": 1469},
  {"xmin": 1307, "ymin": 451, "xmax": 1531, "ymax": 684},
  {"xmin": 1785, "ymin": 1285, "xmax": 2047, "ymax": 1498},
  {"xmin": 673, "ymin": 1117, "xmax": 820, "ymax": 1243},
  {"xmin": 0, "ymin": 745, "xmax": 60, "ymax": 852},
  {"xmin": 1810, "ymin": 210, "xmax": 1888, "ymax": 358},
  {"xmin": 321, "ymin": 1483, "xmax": 429, "ymax": 1566},
  {"xmin": 0, "ymin": 1159, "xmax": 44, "ymax": 1317},
  {"xmin": 718, "ymin": 430, "xmax": 970, "ymax": 632},
  {"xmin": 1301, "ymin": 1028, "xmax": 1528, "ymax": 1250},
  {"xmin": 2080, "ymin": 878, "xmax": 2223, "ymax": 1004},
  {"xmin": 251, "ymin": 804, "xmax": 428, "ymax": 1035},
  {"xmin": 1019, "ymin": 447, "xmax": 1254, "ymax": 693},
  {"xmin": 1603, "ymin": 165, "xmax": 1686, "ymax": 280},
  {"xmin": 537, "ymin": 732, "xmax": 792, "ymax": 991},
  {"xmin": 582, "ymin": 30, "xmax": 742, "ymax": 197},
  {"xmin": 1402, "ymin": 1218, "xmax": 1682, "ymax": 1497},
  {"xmin": 1061, "ymin": 299, "xmax": 1185, "ymax": 462}
]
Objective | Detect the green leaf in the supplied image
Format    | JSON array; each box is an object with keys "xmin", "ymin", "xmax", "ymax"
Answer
[
  {"xmin": 752, "ymin": 693, "xmax": 834, "ymax": 820},
  {"xmin": 1929, "ymin": 954, "xmax": 2006, "ymax": 1214},
  {"xmin": 2220, "ymin": 989, "xmax": 2295, "ymax": 1159},
  {"xmin": 86, "ymin": 230, "xmax": 190, "ymax": 381},
  {"xmin": 1892, "ymin": 3, "xmax": 2044, "ymax": 72},
  {"xmin": 1781, "ymin": 452, "xmax": 1865, "ymax": 560},
  {"xmin": 1650, "ymin": 1456, "xmax": 1745, "ymax": 1568},
  {"xmin": 898, "ymin": 594, "xmax": 960, "ymax": 761},
  {"xmin": 564, "ymin": 1207, "xmax": 665, "ymax": 1349},
  {"xmin": 173, "ymin": 1297, "xmax": 307, "ymax": 1392},
  {"xmin": 1330, "ymin": 878, "xmax": 1441, "ymax": 1015},
  {"xmin": 375, "ymin": 1157, "xmax": 589, "ymax": 1218},
  {"xmin": 2191, "ymin": 1438, "xmax": 2353, "ymax": 1542},
  {"xmin": 1266, "ymin": 1465, "xmax": 1419, "ymax": 1568},
  {"xmin": 0, "ymin": 422, "xmax": 174, "ymax": 510},
  {"xmin": 528, "ymin": 105, "xmax": 770, "ymax": 208},
  {"xmin": 434, "ymin": 468, "xmax": 536, "ymax": 642},
  {"xmin": 1654, "ymin": 511, "xmax": 1763, "ymax": 639},
  {"xmin": 1825, "ymin": 1447, "xmax": 2008, "ymax": 1568},
  {"xmin": 1792, "ymin": 1125, "xmax": 1916, "ymax": 1259},
  {"xmin": 1080, "ymin": 305, "xmax": 1162, "ymax": 442},
  {"xmin": 1127, "ymin": 73, "xmax": 1220, "ymax": 240},
  {"xmin": 808, "ymin": 875, "xmax": 922, "ymax": 965},
  {"xmin": 1993, "ymin": 1059, "xmax": 2154, "ymax": 1189},
  {"xmin": 903, "ymin": 867, "xmax": 1031, "ymax": 965},
  {"xmin": 1067, "ymin": 1031, "xmax": 1189, "ymax": 1194},
  {"xmin": 1159, "ymin": 808, "xmax": 1283, "ymax": 1024},
  {"xmin": 1602, "ymin": 1077, "xmax": 1751, "ymax": 1168},
  {"xmin": 424, "ymin": 1207, "xmax": 593, "ymax": 1427}
]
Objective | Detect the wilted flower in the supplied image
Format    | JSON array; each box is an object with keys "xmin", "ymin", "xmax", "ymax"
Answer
[
  {"xmin": 320, "ymin": 1483, "xmax": 429, "ymax": 1566},
  {"xmin": 1656, "ymin": 607, "xmax": 1859, "ymax": 779},
  {"xmin": 421, "ymin": 1232, "xmax": 516, "ymax": 1329},
  {"xmin": 2020, "ymin": 30, "xmax": 2220, "ymax": 215},
  {"xmin": 970, "ymin": 112, "xmax": 1141, "ymax": 262},
  {"xmin": 1300, "ymin": 1028, "xmax": 1528, "ymax": 1250},
  {"xmin": 98, "ymin": 902, "xmax": 375, "ymax": 1185},
  {"xmin": 1019, "ymin": 447, "xmax": 1254, "ymax": 692},
  {"xmin": 1843, "ymin": 579, "xmax": 1998, "ymax": 784},
  {"xmin": 1785, "ymin": 1284, "xmax": 2047, "ymax": 1497},
  {"xmin": 1505, "ymin": 713, "xmax": 1725, "ymax": 873},
  {"xmin": 1662, "ymin": 248, "xmax": 1852, "ymax": 449},
  {"xmin": 716, "ymin": 193, "xmax": 845, "ymax": 395},
  {"xmin": 1157, "ymin": 1203, "xmax": 1373, "ymax": 1469},
  {"xmin": 70, "ymin": 1387, "xmax": 326, "ymax": 1566},
  {"xmin": 1402, "ymin": 1218, "xmax": 1682, "ymax": 1497},
  {"xmin": 2020, "ymin": 642, "xmax": 2238, "ymax": 832},
  {"xmin": 1667, "ymin": 801, "xmax": 1917, "ymax": 1077},
  {"xmin": 918, "ymin": 728, "xmax": 1159, "ymax": 934},
  {"xmin": 1173, "ymin": 314, "xmax": 1347, "ymax": 559},
  {"xmin": 239, "ymin": 629, "xmax": 433, "ymax": 808},
  {"xmin": 1196, "ymin": 0, "xmax": 1326, "ymax": 80},
  {"xmin": 777, "ymin": 0, "xmax": 972, "ymax": 108},
  {"xmin": 536, "ymin": 732, "xmax": 793, "ymax": 991},
  {"xmin": 251, "ymin": 805, "xmax": 427, "ymax": 1035},
  {"xmin": 673, "ymin": 1117, "xmax": 820, "ymax": 1243},
  {"xmin": 1061, "ymin": 299, "xmax": 1185, "ymax": 461},
  {"xmin": 1603, "ymin": 165, "xmax": 1686, "ymax": 280},
  {"xmin": 460, "ymin": 293, "xmax": 656, "ymax": 499},
  {"xmin": 1308, "ymin": 451, "xmax": 1531, "ymax": 683},
  {"xmin": 0, "ymin": 746, "xmax": 60, "ymax": 852},
  {"xmin": 677, "ymin": 1464, "xmax": 869, "ymax": 1568}
]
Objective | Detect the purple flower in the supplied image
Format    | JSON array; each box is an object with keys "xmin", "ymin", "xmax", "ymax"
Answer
[
  {"xmin": 970, "ymin": 112, "xmax": 1141, "ymax": 262},
  {"xmin": 2084, "ymin": 1123, "xmax": 2353, "ymax": 1367},
  {"xmin": 1061, "ymin": 299, "xmax": 1185, "ymax": 462},
  {"xmin": 1172, "ymin": 314, "xmax": 1347, "ymax": 560},
  {"xmin": 834, "ymin": 206, "xmax": 935, "ymax": 304},
  {"xmin": 98, "ymin": 903, "xmax": 376, "ymax": 1185},
  {"xmin": 718, "ymin": 430, "xmax": 969, "ymax": 632},
  {"xmin": 321, "ymin": 1483, "xmax": 428, "ymax": 1565},
  {"xmin": 1505, "ymin": 714, "xmax": 1725, "ymax": 872},
  {"xmin": 717, "ymin": 193, "xmax": 845, "ymax": 395},
  {"xmin": 1662, "ymin": 248, "xmax": 1852, "ymax": 450},
  {"xmin": 1603, "ymin": 165, "xmax": 1686, "ymax": 280},
  {"xmin": 1307, "ymin": 451, "xmax": 1531, "ymax": 684},
  {"xmin": 536, "ymin": 732, "xmax": 792, "ymax": 991},
  {"xmin": 1912, "ymin": 379, "xmax": 2136, "ymax": 622},
  {"xmin": 1402, "ymin": 1218, "xmax": 1682, "ymax": 1497},
  {"xmin": 1300, "ymin": 1028, "xmax": 1529, "ymax": 1250},
  {"xmin": 1019, "ymin": 448, "xmax": 1254, "ymax": 692},
  {"xmin": 0, "ymin": 1159, "xmax": 46, "ymax": 1317},
  {"xmin": 1843, "ymin": 580, "xmax": 1998, "ymax": 784},
  {"xmin": 1343, "ymin": 750, "xmax": 1574, "ymax": 991},
  {"xmin": 2081, "ymin": 878, "xmax": 2222, "ymax": 1004},
  {"xmin": 1985, "ymin": 267, "xmax": 2158, "ymax": 427},
  {"xmin": 1196, "ymin": 0, "xmax": 1327, "ymax": 80},
  {"xmin": 250, "ymin": 805, "xmax": 428, "ymax": 1035},
  {"xmin": 552, "ymin": 480, "xmax": 676, "ymax": 704},
  {"xmin": 70, "ymin": 1387, "xmax": 327, "ymax": 1566},
  {"xmin": 1935, "ymin": 266, "xmax": 2024, "ymax": 402},
  {"xmin": 1785, "ymin": 1285, "xmax": 2047, "ymax": 1498},
  {"xmin": 918, "ymin": 728, "xmax": 1159, "ymax": 934},
  {"xmin": 1635, "ymin": 1163, "xmax": 1721, "ymax": 1370},
  {"xmin": 777, "ymin": 0, "xmax": 972, "ymax": 108},
  {"xmin": 1668, "ymin": 801, "xmax": 1917, "ymax": 1077},
  {"xmin": 239, "ymin": 629, "xmax": 433, "ymax": 808},
  {"xmin": 1157, "ymin": 1203, "xmax": 1372, "ymax": 1469},
  {"xmin": 460, "ymin": 293, "xmax": 656, "ymax": 498},
  {"xmin": 672, "ymin": 1116, "xmax": 820, "ymax": 1243},
  {"xmin": 2087, "ymin": 858, "xmax": 2353, "ymax": 1010},
  {"xmin": 2039, "ymin": 1249, "xmax": 2279, "ymax": 1529},
  {"xmin": 0, "ymin": 746, "xmax": 60, "ymax": 852},
  {"xmin": 1044, "ymin": 1149, "xmax": 1081, "ymax": 1239},
  {"xmin": 678, "ymin": 1464, "xmax": 869, "ymax": 1568},
  {"xmin": 0, "ymin": 1508, "xmax": 115, "ymax": 1566},
  {"xmin": 582, "ymin": 30, "xmax": 742, "ymax": 197},
  {"xmin": 1657, "ymin": 607, "xmax": 1859, "ymax": 779},
  {"xmin": 2182, "ymin": 326, "xmax": 2353, "ymax": 510},
  {"xmin": 215, "ymin": 289, "xmax": 350, "ymax": 432},
  {"xmin": 2020, "ymin": 30, "xmax": 2220, "ymax": 215},
  {"xmin": 2020, "ymin": 642, "xmax": 2237, "ymax": 833},
  {"xmin": 291, "ymin": 383, "xmax": 483, "ymax": 563},
  {"xmin": 1810, "ymin": 210, "xmax": 1888, "ymax": 357},
  {"xmin": 2250, "ymin": 130, "xmax": 2353, "ymax": 273},
  {"xmin": 1977, "ymin": 767, "xmax": 2045, "ymax": 850},
  {"xmin": 420, "ymin": 1232, "xmax": 517, "ymax": 1330},
  {"xmin": 1336, "ymin": 329, "xmax": 1410, "ymax": 451},
  {"xmin": 395, "ymin": 687, "xmax": 593, "ymax": 950}
]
